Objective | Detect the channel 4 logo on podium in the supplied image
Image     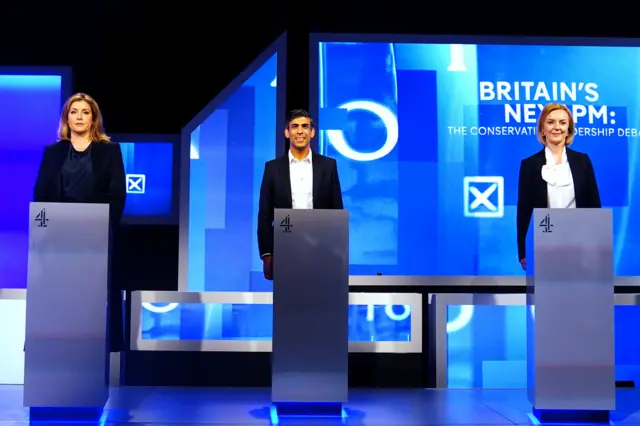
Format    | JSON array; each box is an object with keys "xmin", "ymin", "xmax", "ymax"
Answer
[
  {"xmin": 126, "ymin": 174, "xmax": 146, "ymax": 194},
  {"xmin": 463, "ymin": 176, "xmax": 504, "ymax": 219},
  {"xmin": 280, "ymin": 215, "xmax": 293, "ymax": 233},
  {"xmin": 35, "ymin": 209, "xmax": 48, "ymax": 228},
  {"xmin": 539, "ymin": 214, "xmax": 553, "ymax": 233}
]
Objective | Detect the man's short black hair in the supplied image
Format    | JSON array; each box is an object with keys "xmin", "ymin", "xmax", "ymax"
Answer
[{"xmin": 286, "ymin": 109, "xmax": 314, "ymax": 127}]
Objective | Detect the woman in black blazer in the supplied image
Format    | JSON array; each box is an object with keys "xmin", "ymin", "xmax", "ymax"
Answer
[
  {"xmin": 33, "ymin": 93, "xmax": 126, "ymax": 352},
  {"xmin": 517, "ymin": 103, "xmax": 601, "ymax": 271}
]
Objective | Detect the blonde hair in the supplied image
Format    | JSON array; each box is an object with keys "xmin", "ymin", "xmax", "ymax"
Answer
[
  {"xmin": 536, "ymin": 103, "xmax": 575, "ymax": 146},
  {"xmin": 58, "ymin": 93, "xmax": 111, "ymax": 142}
]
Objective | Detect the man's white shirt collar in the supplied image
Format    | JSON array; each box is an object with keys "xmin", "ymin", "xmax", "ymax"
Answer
[{"xmin": 289, "ymin": 150, "xmax": 312, "ymax": 164}]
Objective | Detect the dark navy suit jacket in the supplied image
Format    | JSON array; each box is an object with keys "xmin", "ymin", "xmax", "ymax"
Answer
[
  {"xmin": 33, "ymin": 139, "xmax": 126, "ymax": 226},
  {"xmin": 516, "ymin": 147, "xmax": 601, "ymax": 261},
  {"xmin": 257, "ymin": 152, "xmax": 343, "ymax": 257}
]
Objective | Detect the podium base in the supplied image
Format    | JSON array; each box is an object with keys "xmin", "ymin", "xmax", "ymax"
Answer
[
  {"xmin": 29, "ymin": 407, "xmax": 104, "ymax": 422},
  {"xmin": 532, "ymin": 408, "xmax": 610, "ymax": 423},
  {"xmin": 272, "ymin": 402, "xmax": 344, "ymax": 417}
]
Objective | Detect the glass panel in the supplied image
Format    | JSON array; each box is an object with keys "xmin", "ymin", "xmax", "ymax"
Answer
[{"xmin": 141, "ymin": 303, "xmax": 411, "ymax": 342}]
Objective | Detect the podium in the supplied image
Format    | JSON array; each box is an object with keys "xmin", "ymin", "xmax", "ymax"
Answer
[
  {"xmin": 271, "ymin": 208, "xmax": 349, "ymax": 416},
  {"xmin": 526, "ymin": 208, "xmax": 615, "ymax": 423},
  {"xmin": 24, "ymin": 202, "xmax": 111, "ymax": 421}
]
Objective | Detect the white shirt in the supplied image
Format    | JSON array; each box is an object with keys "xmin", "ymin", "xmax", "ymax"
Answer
[
  {"xmin": 541, "ymin": 147, "xmax": 576, "ymax": 209},
  {"xmin": 289, "ymin": 150, "xmax": 313, "ymax": 209}
]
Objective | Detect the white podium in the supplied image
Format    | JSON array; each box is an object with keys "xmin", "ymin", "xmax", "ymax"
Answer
[
  {"xmin": 526, "ymin": 208, "xmax": 614, "ymax": 423},
  {"xmin": 24, "ymin": 202, "xmax": 111, "ymax": 421},
  {"xmin": 271, "ymin": 208, "xmax": 349, "ymax": 416}
]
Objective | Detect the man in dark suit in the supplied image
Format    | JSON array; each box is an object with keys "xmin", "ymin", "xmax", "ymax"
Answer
[{"xmin": 257, "ymin": 109, "xmax": 344, "ymax": 280}]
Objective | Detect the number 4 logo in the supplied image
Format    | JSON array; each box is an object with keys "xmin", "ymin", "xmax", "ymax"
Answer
[
  {"xmin": 280, "ymin": 215, "xmax": 292, "ymax": 233},
  {"xmin": 539, "ymin": 214, "xmax": 553, "ymax": 233}
]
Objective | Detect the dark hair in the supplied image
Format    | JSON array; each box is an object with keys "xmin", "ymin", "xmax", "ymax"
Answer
[{"xmin": 286, "ymin": 109, "xmax": 314, "ymax": 128}]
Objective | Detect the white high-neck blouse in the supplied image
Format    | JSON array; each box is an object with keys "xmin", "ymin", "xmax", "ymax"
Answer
[{"xmin": 541, "ymin": 147, "xmax": 575, "ymax": 209}]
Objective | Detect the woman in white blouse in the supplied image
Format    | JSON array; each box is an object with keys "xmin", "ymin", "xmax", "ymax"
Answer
[{"xmin": 516, "ymin": 103, "xmax": 601, "ymax": 270}]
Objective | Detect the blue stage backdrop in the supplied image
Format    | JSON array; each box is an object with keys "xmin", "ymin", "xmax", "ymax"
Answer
[
  {"xmin": 0, "ymin": 71, "xmax": 68, "ymax": 289},
  {"xmin": 166, "ymin": 35, "xmax": 415, "ymax": 345},
  {"xmin": 121, "ymin": 143, "xmax": 173, "ymax": 216},
  {"xmin": 312, "ymin": 40, "xmax": 640, "ymax": 276},
  {"xmin": 446, "ymin": 304, "xmax": 640, "ymax": 388},
  {"xmin": 115, "ymin": 136, "xmax": 177, "ymax": 224},
  {"xmin": 180, "ymin": 41, "xmax": 286, "ymax": 293}
]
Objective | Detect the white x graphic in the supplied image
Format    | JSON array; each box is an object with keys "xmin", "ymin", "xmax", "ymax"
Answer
[
  {"xmin": 126, "ymin": 174, "xmax": 146, "ymax": 194},
  {"xmin": 469, "ymin": 184, "xmax": 497, "ymax": 211},
  {"xmin": 463, "ymin": 176, "xmax": 504, "ymax": 219}
]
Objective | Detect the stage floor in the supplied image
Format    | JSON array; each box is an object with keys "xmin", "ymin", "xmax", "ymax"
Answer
[{"xmin": 1, "ymin": 386, "xmax": 640, "ymax": 425}]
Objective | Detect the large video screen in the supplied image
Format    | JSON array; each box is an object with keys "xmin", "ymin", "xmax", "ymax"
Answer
[
  {"xmin": 184, "ymin": 52, "xmax": 282, "ymax": 291},
  {"xmin": 117, "ymin": 138, "xmax": 176, "ymax": 224},
  {"xmin": 313, "ymin": 41, "xmax": 640, "ymax": 275},
  {"xmin": 0, "ymin": 73, "xmax": 67, "ymax": 289}
]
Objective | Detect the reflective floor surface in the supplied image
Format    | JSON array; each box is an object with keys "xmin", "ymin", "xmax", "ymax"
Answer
[{"xmin": 0, "ymin": 386, "xmax": 639, "ymax": 425}]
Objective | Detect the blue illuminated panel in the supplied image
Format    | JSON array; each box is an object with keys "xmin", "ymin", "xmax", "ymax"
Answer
[
  {"xmin": 187, "ymin": 53, "xmax": 278, "ymax": 292},
  {"xmin": 120, "ymin": 142, "xmax": 173, "ymax": 217},
  {"xmin": 447, "ymin": 305, "xmax": 640, "ymax": 389},
  {"xmin": 317, "ymin": 41, "xmax": 640, "ymax": 275},
  {"xmin": 0, "ymin": 74, "xmax": 64, "ymax": 289},
  {"xmin": 141, "ymin": 303, "xmax": 411, "ymax": 342}
]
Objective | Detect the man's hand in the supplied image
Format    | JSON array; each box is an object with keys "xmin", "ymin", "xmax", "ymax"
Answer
[
  {"xmin": 263, "ymin": 255, "xmax": 273, "ymax": 280},
  {"xmin": 520, "ymin": 258, "xmax": 526, "ymax": 271}
]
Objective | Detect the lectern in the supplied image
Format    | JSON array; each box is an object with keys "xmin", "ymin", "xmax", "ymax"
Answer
[
  {"xmin": 526, "ymin": 208, "xmax": 614, "ymax": 423},
  {"xmin": 271, "ymin": 208, "xmax": 349, "ymax": 416},
  {"xmin": 24, "ymin": 202, "xmax": 111, "ymax": 421}
]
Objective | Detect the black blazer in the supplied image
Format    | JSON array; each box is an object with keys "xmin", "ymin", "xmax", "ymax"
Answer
[
  {"xmin": 33, "ymin": 140, "xmax": 127, "ymax": 226},
  {"xmin": 516, "ymin": 147, "xmax": 601, "ymax": 261},
  {"xmin": 257, "ymin": 152, "xmax": 344, "ymax": 257}
]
